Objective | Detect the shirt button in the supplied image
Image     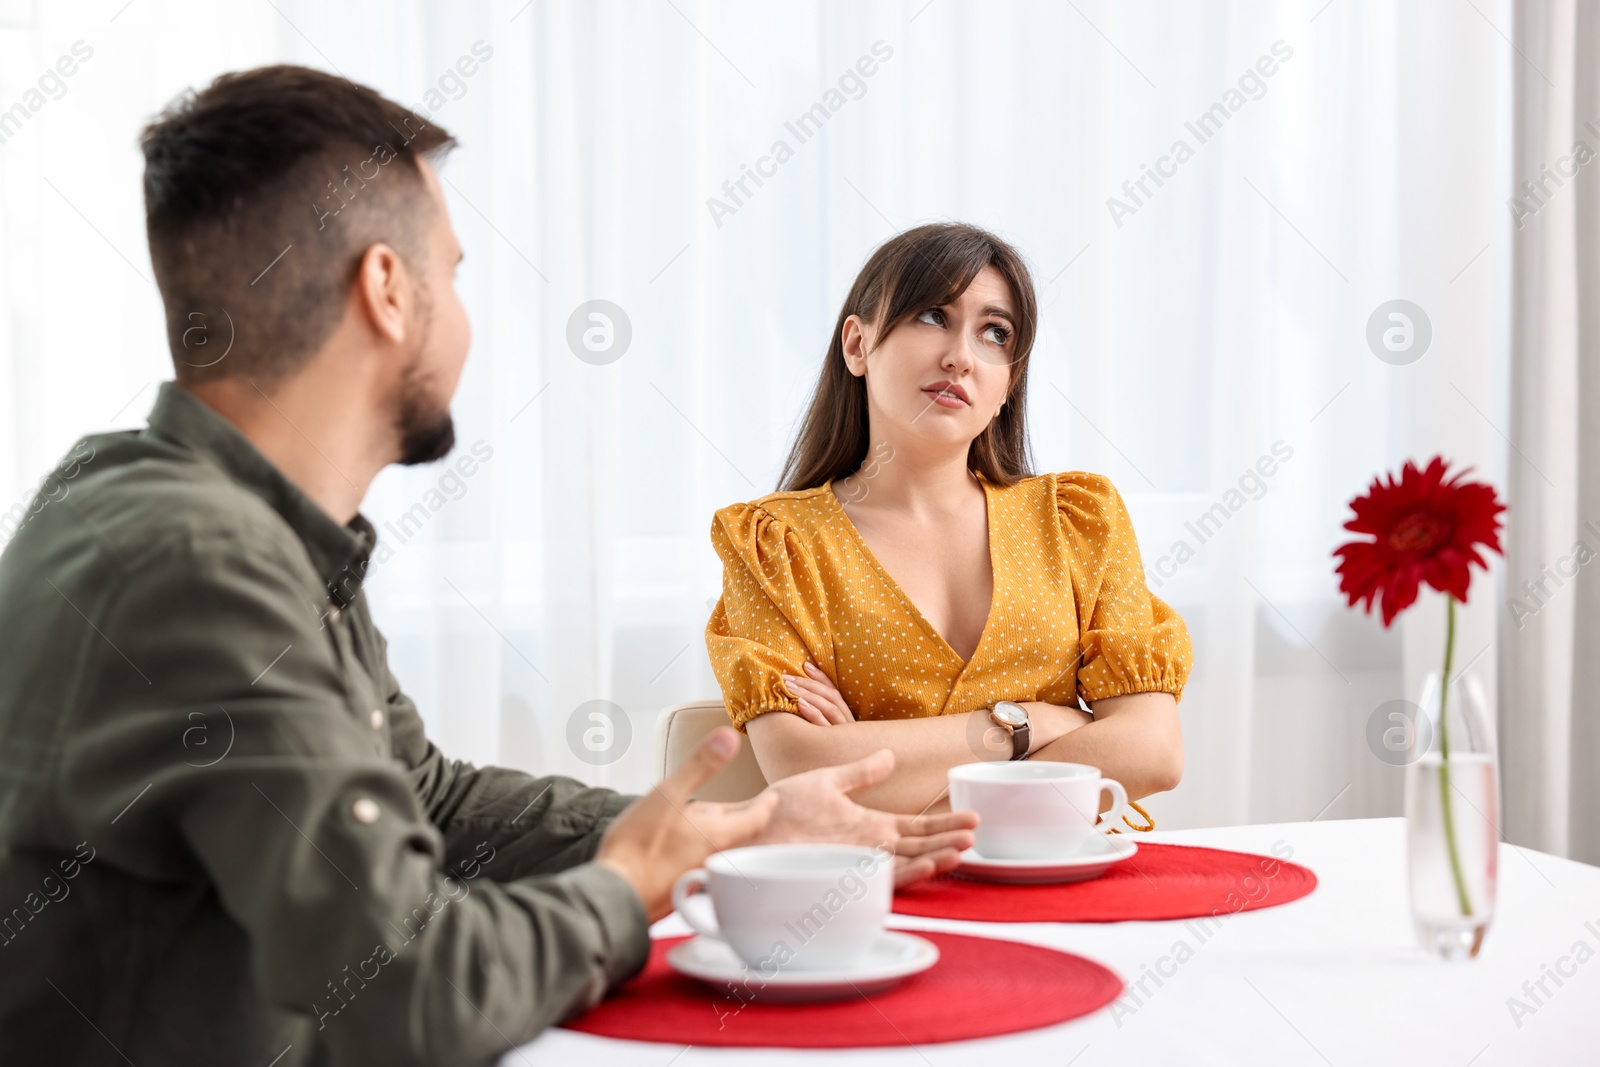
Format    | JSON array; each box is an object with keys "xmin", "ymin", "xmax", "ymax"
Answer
[
  {"xmin": 351, "ymin": 798, "xmax": 381, "ymax": 824},
  {"xmin": 369, "ymin": 709, "xmax": 385, "ymax": 730}
]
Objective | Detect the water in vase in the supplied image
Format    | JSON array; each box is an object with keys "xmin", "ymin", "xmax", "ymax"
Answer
[{"xmin": 1405, "ymin": 751, "xmax": 1498, "ymax": 960}]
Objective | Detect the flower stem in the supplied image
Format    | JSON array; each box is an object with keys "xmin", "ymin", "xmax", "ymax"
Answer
[{"xmin": 1438, "ymin": 595, "xmax": 1473, "ymax": 917}]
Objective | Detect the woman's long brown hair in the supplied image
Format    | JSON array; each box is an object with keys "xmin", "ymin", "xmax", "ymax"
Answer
[{"xmin": 778, "ymin": 223, "xmax": 1039, "ymax": 492}]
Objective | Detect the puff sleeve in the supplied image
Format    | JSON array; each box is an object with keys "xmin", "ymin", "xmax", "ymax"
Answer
[
  {"xmin": 1056, "ymin": 473, "xmax": 1194, "ymax": 703},
  {"xmin": 705, "ymin": 503, "xmax": 835, "ymax": 731}
]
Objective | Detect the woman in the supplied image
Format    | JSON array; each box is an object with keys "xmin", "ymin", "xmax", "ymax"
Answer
[{"xmin": 705, "ymin": 223, "xmax": 1191, "ymax": 823}]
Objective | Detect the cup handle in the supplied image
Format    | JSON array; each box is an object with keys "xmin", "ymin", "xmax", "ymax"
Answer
[
  {"xmin": 1094, "ymin": 778, "xmax": 1129, "ymax": 832},
  {"xmin": 670, "ymin": 868, "xmax": 724, "ymax": 942}
]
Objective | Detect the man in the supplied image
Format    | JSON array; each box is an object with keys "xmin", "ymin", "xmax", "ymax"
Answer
[{"xmin": 0, "ymin": 66, "xmax": 974, "ymax": 1065}]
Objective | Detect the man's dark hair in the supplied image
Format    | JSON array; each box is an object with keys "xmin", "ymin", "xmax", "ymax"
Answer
[{"xmin": 140, "ymin": 65, "xmax": 456, "ymax": 384}]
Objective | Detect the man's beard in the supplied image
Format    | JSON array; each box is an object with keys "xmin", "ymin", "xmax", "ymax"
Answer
[{"xmin": 395, "ymin": 354, "xmax": 456, "ymax": 466}]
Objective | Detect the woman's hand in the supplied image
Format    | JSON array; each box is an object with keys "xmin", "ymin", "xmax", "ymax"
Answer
[{"xmin": 781, "ymin": 663, "xmax": 855, "ymax": 725}]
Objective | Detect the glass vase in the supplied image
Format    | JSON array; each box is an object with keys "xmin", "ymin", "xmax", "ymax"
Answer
[{"xmin": 1404, "ymin": 670, "xmax": 1499, "ymax": 960}]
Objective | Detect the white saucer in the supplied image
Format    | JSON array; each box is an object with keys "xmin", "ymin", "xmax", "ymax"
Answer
[
  {"xmin": 953, "ymin": 834, "xmax": 1139, "ymax": 884},
  {"xmin": 666, "ymin": 930, "xmax": 938, "ymax": 1003}
]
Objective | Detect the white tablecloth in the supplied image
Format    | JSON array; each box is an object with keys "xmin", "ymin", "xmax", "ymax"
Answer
[{"xmin": 506, "ymin": 817, "xmax": 1600, "ymax": 1066}]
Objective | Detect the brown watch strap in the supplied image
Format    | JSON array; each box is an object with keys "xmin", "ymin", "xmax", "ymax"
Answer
[{"xmin": 1010, "ymin": 721, "xmax": 1030, "ymax": 760}]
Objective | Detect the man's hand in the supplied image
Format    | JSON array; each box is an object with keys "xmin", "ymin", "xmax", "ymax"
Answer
[
  {"xmin": 595, "ymin": 728, "xmax": 780, "ymax": 922},
  {"xmin": 752, "ymin": 747, "xmax": 978, "ymax": 886}
]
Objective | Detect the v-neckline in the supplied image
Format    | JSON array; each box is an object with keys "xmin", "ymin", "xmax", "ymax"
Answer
[{"xmin": 824, "ymin": 476, "xmax": 999, "ymax": 669}]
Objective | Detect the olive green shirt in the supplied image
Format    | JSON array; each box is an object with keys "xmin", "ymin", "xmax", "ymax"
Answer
[{"xmin": 0, "ymin": 382, "xmax": 649, "ymax": 1066}]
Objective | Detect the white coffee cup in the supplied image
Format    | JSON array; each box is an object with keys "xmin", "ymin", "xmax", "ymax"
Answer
[
  {"xmin": 670, "ymin": 844, "xmax": 893, "ymax": 973},
  {"xmin": 948, "ymin": 761, "xmax": 1128, "ymax": 861}
]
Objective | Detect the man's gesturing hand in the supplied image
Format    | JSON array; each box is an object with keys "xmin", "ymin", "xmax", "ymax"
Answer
[
  {"xmin": 597, "ymin": 731, "xmax": 978, "ymax": 920},
  {"xmin": 753, "ymin": 748, "xmax": 978, "ymax": 886},
  {"xmin": 595, "ymin": 728, "xmax": 779, "ymax": 922}
]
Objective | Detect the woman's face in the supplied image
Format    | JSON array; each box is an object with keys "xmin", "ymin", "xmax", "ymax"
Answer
[{"xmin": 842, "ymin": 264, "xmax": 1018, "ymax": 452}]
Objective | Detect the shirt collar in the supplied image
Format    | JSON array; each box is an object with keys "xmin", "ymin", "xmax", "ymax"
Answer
[{"xmin": 142, "ymin": 381, "xmax": 376, "ymax": 607}]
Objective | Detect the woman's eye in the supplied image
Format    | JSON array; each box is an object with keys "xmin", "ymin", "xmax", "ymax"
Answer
[
  {"xmin": 916, "ymin": 308, "xmax": 946, "ymax": 327},
  {"xmin": 983, "ymin": 324, "xmax": 1010, "ymax": 345}
]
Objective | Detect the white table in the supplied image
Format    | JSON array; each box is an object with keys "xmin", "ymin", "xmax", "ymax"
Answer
[{"xmin": 508, "ymin": 818, "xmax": 1600, "ymax": 1066}]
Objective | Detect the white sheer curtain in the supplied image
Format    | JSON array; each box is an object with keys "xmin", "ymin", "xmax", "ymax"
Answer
[{"xmin": 0, "ymin": 0, "xmax": 1514, "ymax": 832}]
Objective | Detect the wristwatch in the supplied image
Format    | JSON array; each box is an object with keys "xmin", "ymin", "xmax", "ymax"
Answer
[{"xmin": 988, "ymin": 701, "xmax": 1031, "ymax": 761}]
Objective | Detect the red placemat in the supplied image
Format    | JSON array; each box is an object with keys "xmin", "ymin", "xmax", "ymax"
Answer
[
  {"xmin": 894, "ymin": 842, "xmax": 1316, "ymax": 922},
  {"xmin": 562, "ymin": 930, "xmax": 1121, "ymax": 1047}
]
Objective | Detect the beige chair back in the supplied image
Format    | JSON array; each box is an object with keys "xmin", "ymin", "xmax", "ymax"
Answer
[{"xmin": 652, "ymin": 700, "xmax": 769, "ymax": 802}]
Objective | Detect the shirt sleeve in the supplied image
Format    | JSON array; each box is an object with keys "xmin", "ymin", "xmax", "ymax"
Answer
[
  {"xmin": 704, "ymin": 502, "xmax": 833, "ymax": 731},
  {"xmin": 372, "ymin": 625, "xmax": 636, "ymax": 881},
  {"xmin": 1056, "ymin": 472, "xmax": 1194, "ymax": 703},
  {"xmin": 58, "ymin": 533, "xmax": 649, "ymax": 1066}
]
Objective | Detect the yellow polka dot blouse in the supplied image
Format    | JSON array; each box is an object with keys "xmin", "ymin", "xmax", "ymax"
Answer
[{"xmin": 705, "ymin": 471, "xmax": 1193, "ymax": 732}]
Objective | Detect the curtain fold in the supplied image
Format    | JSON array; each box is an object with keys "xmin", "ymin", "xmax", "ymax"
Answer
[{"xmin": 1504, "ymin": 0, "xmax": 1600, "ymax": 863}]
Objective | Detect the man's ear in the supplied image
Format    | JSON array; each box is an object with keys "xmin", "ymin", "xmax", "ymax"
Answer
[
  {"xmin": 841, "ymin": 314, "xmax": 871, "ymax": 378},
  {"xmin": 353, "ymin": 242, "xmax": 410, "ymax": 346}
]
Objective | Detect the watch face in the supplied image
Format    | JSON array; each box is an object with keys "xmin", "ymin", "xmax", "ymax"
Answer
[{"xmin": 992, "ymin": 702, "xmax": 1027, "ymax": 727}]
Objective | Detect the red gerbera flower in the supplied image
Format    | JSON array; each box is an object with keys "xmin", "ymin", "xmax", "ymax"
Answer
[{"xmin": 1333, "ymin": 456, "xmax": 1506, "ymax": 627}]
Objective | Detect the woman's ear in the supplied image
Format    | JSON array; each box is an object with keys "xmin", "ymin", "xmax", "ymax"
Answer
[{"xmin": 841, "ymin": 314, "xmax": 871, "ymax": 377}]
